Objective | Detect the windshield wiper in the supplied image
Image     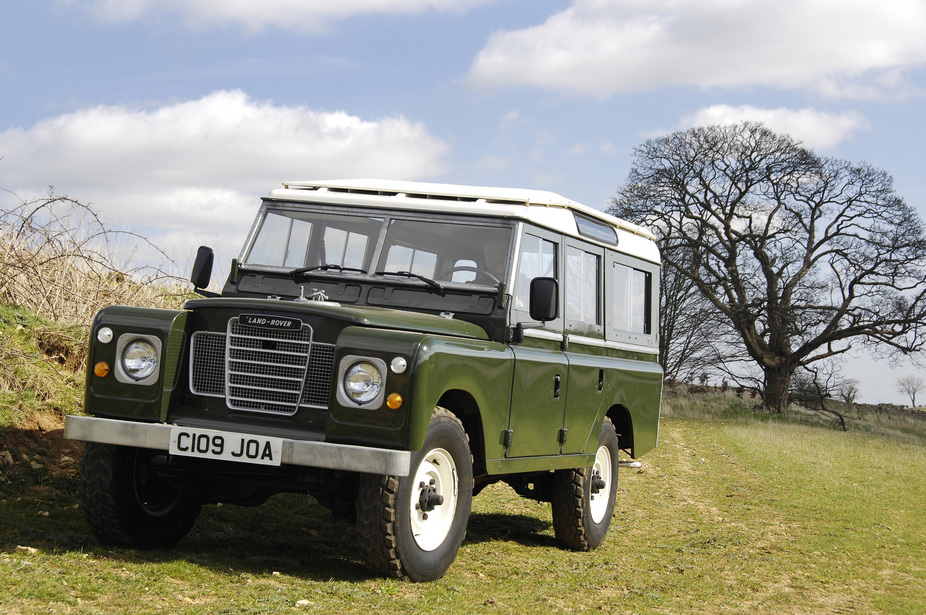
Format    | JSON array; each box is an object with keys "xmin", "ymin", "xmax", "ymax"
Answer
[
  {"xmin": 374, "ymin": 270, "xmax": 445, "ymax": 294},
  {"xmin": 290, "ymin": 264, "xmax": 366, "ymax": 277}
]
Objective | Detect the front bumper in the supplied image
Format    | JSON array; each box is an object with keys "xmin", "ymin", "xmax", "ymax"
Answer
[{"xmin": 64, "ymin": 415, "xmax": 411, "ymax": 476}]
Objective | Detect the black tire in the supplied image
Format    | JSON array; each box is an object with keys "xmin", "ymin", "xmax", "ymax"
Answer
[
  {"xmin": 356, "ymin": 408, "xmax": 473, "ymax": 582},
  {"xmin": 79, "ymin": 442, "xmax": 201, "ymax": 549},
  {"xmin": 551, "ymin": 417, "xmax": 619, "ymax": 551}
]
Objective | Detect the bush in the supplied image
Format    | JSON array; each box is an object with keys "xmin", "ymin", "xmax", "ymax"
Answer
[{"xmin": 0, "ymin": 192, "xmax": 186, "ymax": 325}]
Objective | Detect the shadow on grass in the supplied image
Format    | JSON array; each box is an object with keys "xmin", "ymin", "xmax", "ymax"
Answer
[
  {"xmin": 464, "ymin": 512, "xmax": 554, "ymax": 548},
  {"xmin": 1, "ymin": 488, "xmax": 375, "ymax": 581},
  {"xmin": 1, "ymin": 470, "xmax": 558, "ymax": 583}
]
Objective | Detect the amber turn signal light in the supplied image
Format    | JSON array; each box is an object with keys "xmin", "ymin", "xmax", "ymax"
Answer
[
  {"xmin": 94, "ymin": 361, "xmax": 110, "ymax": 378},
  {"xmin": 386, "ymin": 393, "xmax": 403, "ymax": 410}
]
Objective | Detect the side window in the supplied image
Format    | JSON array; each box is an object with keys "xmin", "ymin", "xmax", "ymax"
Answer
[
  {"xmin": 611, "ymin": 262, "xmax": 651, "ymax": 334},
  {"xmin": 285, "ymin": 219, "xmax": 314, "ymax": 267},
  {"xmin": 324, "ymin": 227, "xmax": 369, "ymax": 269},
  {"xmin": 384, "ymin": 245, "xmax": 438, "ymax": 277},
  {"xmin": 451, "ymin": 259, "xmax": 477, "ymax": 283},
  {"xmin": 565, "ymin": 246, "xmax": 600, "ymax": 325},
  {"xmin": 514, "ymin": 234, "xmax": 557, "ymax": 308}
]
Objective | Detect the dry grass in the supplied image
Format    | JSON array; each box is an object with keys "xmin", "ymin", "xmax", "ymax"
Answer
[
  {"xmin": 0, "ymin": 191, "xmax": 187, "ymax": 326},
  {"xmin": 0, "ymin": 192, "xmax": 190, "ymax": 425}
]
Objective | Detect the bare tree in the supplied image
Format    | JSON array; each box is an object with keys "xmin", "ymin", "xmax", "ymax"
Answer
[
  {"xmin": 896, "ymin": 374, "xmax": 925, "ymax": 409},
  {"xmin": 612, "ymin": 122, "xmax": 926, "ymax": 414},
  {"xmin": 619, "ymin": 224, "xmax": 727, "ymax": 382},
  {"xmin": 791, "ymin": 363, "xmax": 851, "ymax": 431},
  {"xmin": 838, "ymin": 380, "xmax": 859, "ymax": 406}
]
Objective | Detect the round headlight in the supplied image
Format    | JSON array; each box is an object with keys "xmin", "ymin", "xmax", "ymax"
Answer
[
  {"xmin": 121, "ymin": 339, "xmax": 159, "ymax": 381},
  {"xmin": 344, "ymin": 361, "xmax": 383, "ymax": 405}
]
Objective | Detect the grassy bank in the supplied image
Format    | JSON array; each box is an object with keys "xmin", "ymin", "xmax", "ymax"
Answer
[{"xmin": 2, "ymin": 405, "xmax": 924, "ymax": 614}]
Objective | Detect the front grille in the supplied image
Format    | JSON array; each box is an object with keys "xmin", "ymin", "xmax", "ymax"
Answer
[{"xmin": 190, "ymin": 318, "xmax": 335, "ymax": 415}]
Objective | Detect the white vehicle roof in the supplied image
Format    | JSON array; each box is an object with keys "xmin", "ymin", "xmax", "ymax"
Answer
[{"xmin": 267, "ymin": 179, "xmax": 660, "ymax": 264}]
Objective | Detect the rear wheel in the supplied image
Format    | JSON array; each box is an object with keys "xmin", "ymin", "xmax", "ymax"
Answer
[
  {"xmin": 551, "ymin": 417, "xmax": 619, "ymax": 551},
  {"xmin": 356, "ymin": 408, "xmax": 473, "ymax": 581},
  {"xmin": 79, "ymin": 443, "xmax": 201, "ymax": 548}
]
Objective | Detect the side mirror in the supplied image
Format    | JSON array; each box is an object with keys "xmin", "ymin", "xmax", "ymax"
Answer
[
  {"xmin": 529, "ymin": 277, "xmax": 558, "ymax": 322},
  {"xmin": 190, "ymin": 246, "xmax": 214, "ymax": 292}
]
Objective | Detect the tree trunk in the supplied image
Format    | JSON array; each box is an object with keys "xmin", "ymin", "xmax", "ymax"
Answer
[{"xmin": 764, "ymin": 367, "xmax": 792, "ymax": 415}]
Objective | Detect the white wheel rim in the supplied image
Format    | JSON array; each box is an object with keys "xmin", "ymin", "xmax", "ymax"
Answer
[
  {"xmin": 410, "ymin": 447, "xmax": 458, "ymax": 552},
  {"xmin": 589, "ymin": 444, "xmax": 612, "ymax": 524}
]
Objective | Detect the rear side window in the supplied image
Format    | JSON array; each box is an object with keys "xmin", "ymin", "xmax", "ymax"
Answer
[
  {"xmin": 611, "ymin": 262, "xmax": 651, "ymax": 335},
  {"xmin": 565, "ymin": 246, "xmax": 600, "ymax": 325}
]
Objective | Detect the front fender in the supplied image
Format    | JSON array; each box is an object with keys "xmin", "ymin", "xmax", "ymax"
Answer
[
  {"xmin": 406, "ymin": 337, "xmax": 513, "ymax": 456},
  {"xmin": 84, "ymin": 306, "xmax": 188, "ymax": 422},
  {"xmin": 326, "ymin": 327, "xmax": 512, "ymax": 457}
]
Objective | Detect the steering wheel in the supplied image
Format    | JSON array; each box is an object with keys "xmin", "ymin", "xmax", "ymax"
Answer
[{"xmin": 450, "ymin": 265, "xmax": 500, "ymax": 285}]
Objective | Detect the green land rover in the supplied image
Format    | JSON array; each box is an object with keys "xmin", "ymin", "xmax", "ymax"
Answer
[{"xmin": 65, "ymin": 179, "xmax": 663, "ymax": 582}]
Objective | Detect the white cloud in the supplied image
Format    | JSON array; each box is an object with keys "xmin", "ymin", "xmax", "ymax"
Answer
[
  {"xmin": 74, "ymin": 0, "xmax": 496, "ymax": 32},
  {"xmin": 676, "ymin": 105, "xmax": 870, "ymax": 149},
  {"xmin": 599, "ymin": 142, "xmax": 620, "ymax": 155},
  {"xmin": 0, "ymin": 90, "xmax": 448, "ymax": 267},
  {"xmin": 465, "ymin": 0, "xmax": 926, "ymax": 99},
  {"xmin": 499, "ymin": 110, "xmax": 521, "ymax": 130},
  {"xmin": 566, "ymin": 143, "xmax": 587, "ymax": 156}
]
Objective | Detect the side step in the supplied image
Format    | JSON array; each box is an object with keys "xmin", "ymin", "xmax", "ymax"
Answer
[{"xmin": 618, "ymin": 460, "xmax": 642, "ymax": 469}]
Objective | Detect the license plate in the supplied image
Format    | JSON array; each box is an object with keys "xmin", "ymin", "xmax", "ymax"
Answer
[{"xmin": 169, "ymin": 427, "xmax": 283, "ymax": 466}]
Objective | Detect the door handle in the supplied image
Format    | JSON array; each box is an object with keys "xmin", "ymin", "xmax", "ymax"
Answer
[{"xmin": 553, "ymin": 374, "xmax": 561, "ymax": 399}]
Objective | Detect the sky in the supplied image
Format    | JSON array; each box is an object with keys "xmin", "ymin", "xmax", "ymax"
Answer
[{"xmin": 2, "ymin": 0, "xmax": 926, "ymax": 404}]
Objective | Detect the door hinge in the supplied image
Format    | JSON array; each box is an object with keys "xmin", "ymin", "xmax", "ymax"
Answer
[
  {"xmin": 558, "ymin": 428, "xmax": 568, "ymax": 445},
  {"xmin": 502, "ymin": 429, "xmax": 513, "ymax": 447}
]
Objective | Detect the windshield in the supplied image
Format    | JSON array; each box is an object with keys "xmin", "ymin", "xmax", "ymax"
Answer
[{"xmin": 242, "ymin": 206, "xmax": 514, "ymax": 287}]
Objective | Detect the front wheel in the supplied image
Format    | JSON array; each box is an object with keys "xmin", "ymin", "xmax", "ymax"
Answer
[
  {"xmin": 551, "ymin": 417, "xmax": 619, "ymax": 551},
  {"xmin": 79, "ymin": 443, "xmax": 201, "ymax": 549},
  {"xmin": 356, "ymin": 408, "xmax": 473, "ymax": 582}
]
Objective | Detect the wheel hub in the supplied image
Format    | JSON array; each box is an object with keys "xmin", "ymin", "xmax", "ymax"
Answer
[
  {"xmin": 591, "ymin": 470, "xmax": 606, "ymax": 494},
  {"xmin": 417, "ymin": 479, "xmax": 445, "ymax": 516}
]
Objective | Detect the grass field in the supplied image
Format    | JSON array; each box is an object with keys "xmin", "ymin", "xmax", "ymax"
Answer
[
  {"xmin": 3, "ymin": 194, "xmax": 923, "ymax": 613},
  {"xmin": 1, "ymin": 407, "xmax": 924, "ymax": 614}
]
